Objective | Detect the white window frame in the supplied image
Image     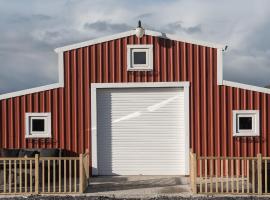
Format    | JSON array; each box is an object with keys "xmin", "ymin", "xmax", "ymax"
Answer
[
  {"xmin": 233, "ymin": 110, "xmax": 259, "ymax": 137},
  {"xmin": 25, "ymin": 113, "xmax": 51, "ymax": 138},
  {"xmin": 127, "ymin": 44, "xmax": 153, "ymax": 71}
]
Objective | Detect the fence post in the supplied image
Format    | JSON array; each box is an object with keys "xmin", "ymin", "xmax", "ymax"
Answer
[
  {"xmin": 257, "ymin": 153, "xmax": 262, "ymax": 195},
  {"xmin": 35, "ymin": 154, "xmax": 39, "ymax": 194},
  {"xmin": 79, "ymin": 153, "xmax": 84, "ymax": 193},
  {"xmin": 193, "ymin": 153, "xmax": 197, "ymax": 194}
]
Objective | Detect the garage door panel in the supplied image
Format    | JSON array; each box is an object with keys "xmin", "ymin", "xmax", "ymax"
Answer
[{"xmin": 96, "ymin": 87, "xmax": 186, "ymax": 175}]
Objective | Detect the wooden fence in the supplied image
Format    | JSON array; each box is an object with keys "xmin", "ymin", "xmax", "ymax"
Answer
[
  {"xmin": 0, "ymin": 151, "xmax": 89, "ymax": 195},
  {"xmin": 190, "ymin": 151, "xmax": 270, "ymax": 195}
]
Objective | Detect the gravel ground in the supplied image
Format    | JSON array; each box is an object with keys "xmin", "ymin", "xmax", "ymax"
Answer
[{"xmin": 0, "ymin": 195, "xmax": 270, "ymax": 200}]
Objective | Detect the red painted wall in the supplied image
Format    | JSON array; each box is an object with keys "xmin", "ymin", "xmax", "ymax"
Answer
[{"xmin": 0, "ymin": 34, "xmax": 269, "ymax": 166}]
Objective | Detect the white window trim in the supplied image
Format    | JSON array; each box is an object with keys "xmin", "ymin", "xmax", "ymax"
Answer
[
  {"xmin": 127, "ymin": 44, "xmax": 153, "ymax": 71},
  {"xmin": 233, "ymin": 110, "xmax": 260, "ymax": 137},
  {"xmin": 25, "ymin": 113, "xmax": 52, "ymax": 138}
]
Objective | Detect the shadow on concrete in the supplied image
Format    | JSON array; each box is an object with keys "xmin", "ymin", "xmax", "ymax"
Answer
[{"xmin": 85, "ymin": 176, "xmax": 189, "ymax": 193}]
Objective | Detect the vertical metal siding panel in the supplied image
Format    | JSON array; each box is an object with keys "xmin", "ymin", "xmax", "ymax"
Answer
[
  {"xmin": 116, "ymin": 39, "xmax": 122, "ymax": 82},
  {"xmin": 71, "ymin": 50, "xmax": 77, "ymax": 152},
  {"xmin": 7, "ymin": 99, "xmax": 13, "ymax": 148},
  {"xmin": 59, "ymin": 88, "xmax": 65, "ymax": 150},
  {"xmin": 14, "ymin": 97, "xmax": 20, "ymax": 148},
  {"xmin": 254, "ymin": 92, "xmax": 260, "ymax": 154},
  {"xmin": 46, "ymin": 91, "xmax": 52, "ymax": 148},
  {"xmin": 128, "ymin": 36, "xmax": 135, "ymax": 82},
  {"xmin": 147, "ymin": 36, "xmax": 154, "ymax": 82},
  {"xmin": 193, "ymin": 45, "xmax": 201, "ymax": 155},
  {"xmin": 167, "ymin": 40, "xmax": 173, "ymax": 82},
  {"xmin": 212, "ymin": 49, "xmax": 219, "ymax": 156},
  {"xmin": 52, "ymin": 89, "xmax": 58, "ymax": 148},
  {"xmin": 104, "ymin": 43, "xmax": 109, "ymax": 83},
  {"xmin": 110, "ymin": 41, "xmax": 115, "ymax": 83},
  {"xmin": 122, "ymin": 38, "xmax": 128, "ymax": 82},
  {"xmin": 221, "ymin": 86, "xmax": 227, "ymax": 156},
  {"xmin": 200, "ymin": 46, "xmax": 207, "ymax": 156},
  {"xmin": 161, "ymin": 39, "xmax": 166, "ymax": 82},
  {"xmin": 207, "ymin": 48, "xmax": 214, "ymax": 156},
  {"xmin": 1, "ymin": 100, "xmax": 7, "ymax": 148},
  {"xmin": 174, "ymin": 41, "xmax": 180, "ymax": 82},
  {"xmin": 235, "ymin": 88, "xmax": 241, "ymax": 156},
  {"xmin": 227, "ymin": 87, "xmax": 233, "ymax": 156},
  {"xmin": 180, "ymin": 42, "xmax": 186, "ymax": 81},
  {"xmin": 64, "ymin": 51, "xmax": 71, "ymax": 150},
  {"xmin": 141, "ymin": 36, "xmax": 147, "ymax": 82},
  {"xmin": 187, "ymin": 44, "xmax": 194, "ymax": 150},
  {"xmin": 267, "ymin": 96, "xmax": 270, "ymax": 155},
  {"xmin": 84, "ymin": 47, "xmax": 90, "ymax": 155},
  {"xmin": 97, "ymin": 44, "xmax": 102, "ymax": 83},
  {"xmin": 154, "ymin": 37, "xmax": 160, "ymax": 82},
  {"xmin": 242, "ymin": 90, "xmax": 248, "ymax": 157},
  {"xmin": 78, "ymin": 48, "xmax": 84, "ymax": 153},
  {"xmin": 261, "ymin": 93, "xmax": 267, "ymax": 156}
]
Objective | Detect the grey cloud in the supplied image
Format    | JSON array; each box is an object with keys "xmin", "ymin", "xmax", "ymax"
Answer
[
  {"xmin": 84, "ymin": 21, "xmax": 132, "ymax": 33},
  {"xmin": 161, "ymin": 21, "xmax": 202, "ymax": 34}
]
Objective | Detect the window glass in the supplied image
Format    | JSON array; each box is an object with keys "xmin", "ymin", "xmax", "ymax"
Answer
[
  {"xmin": 32, "ymin": 119, "xmax": 45, "ymax": 132},
  {"xmin": 239, "ymin": 117, "xmax": 252, "ymax": 130},
  {"xmin": 133, "ymin": 51, "xmax": 146, "ymax": 64}
]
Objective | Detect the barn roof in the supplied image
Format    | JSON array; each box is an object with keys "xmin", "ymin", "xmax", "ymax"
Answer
[{"xmin": 54, "ymin": 29, "xmax": 226, "ymax": 53}]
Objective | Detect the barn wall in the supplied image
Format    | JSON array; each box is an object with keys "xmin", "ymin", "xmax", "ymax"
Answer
[{"xmin": 0, "ymin": 34, "xmax": 269, "ymax": 163}]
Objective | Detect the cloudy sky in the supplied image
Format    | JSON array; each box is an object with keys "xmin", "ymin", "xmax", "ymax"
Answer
[{"xmin": 0, "ymin": 0, "xmax": 270, "ymax": 94}]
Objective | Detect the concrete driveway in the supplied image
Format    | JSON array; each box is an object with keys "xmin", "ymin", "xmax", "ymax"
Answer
[{"xmin": 85, "ymin": 176, "xmax": 191, "ymax": 199}]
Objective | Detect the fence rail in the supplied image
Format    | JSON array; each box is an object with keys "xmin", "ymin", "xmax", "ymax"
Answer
[
  {"xmin": 0, "ymin": 151, "xmax": 89, "ymax": 195},
  {"xmin": 190, "ymin": 151, "xmax": 270, "ymax": 195}
]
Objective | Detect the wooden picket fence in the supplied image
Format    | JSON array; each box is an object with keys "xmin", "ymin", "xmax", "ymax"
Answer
[
  {"xmin": 0, "ymin": 151, "xmax": 89, "ymax": 195},
  {"xmin": 190, "ymin": 151, "xmax": 270, "ymax": 195}
]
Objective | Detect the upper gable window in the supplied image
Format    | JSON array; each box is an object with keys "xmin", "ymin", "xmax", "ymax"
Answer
[{"xmin": 127, "ymin": 45, "xmax": 153, "ymax": 71}]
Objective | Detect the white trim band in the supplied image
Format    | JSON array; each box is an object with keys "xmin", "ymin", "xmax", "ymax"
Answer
[
  {"xmin": 55, "ymin": 29, "xmax": 225, "ymax": 53},
  {"xmin": 223, "ymin": 80, "xmax": 270, "ymax": 94}
]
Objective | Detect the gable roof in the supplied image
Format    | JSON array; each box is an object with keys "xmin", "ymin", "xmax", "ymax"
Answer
[{"xmin": 55, "ymin": 29, "xmax": 226, "ymax": 53}]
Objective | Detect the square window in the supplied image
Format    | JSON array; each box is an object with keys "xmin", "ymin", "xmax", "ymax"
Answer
[
  {"xmin": 133, "ymin": 52, "xmax": 146, "ymax": 64},
  {"xmin": 233, "ymin": 110, "xmax": 259, "ymax": 137},
  {"xmin": 25, "ymin": 113, "xmax": 51, "ymax": 138},
  {"xmin": 31, "ymin": 119, "xmax": 45, "ymax": 132},
  {"xmin": 238, "ymin": 117, "xmax": 252, "ymax": 130},
  {"xmin": 127, "ymin": 45, "xmax": 153, "ymax": 71}
]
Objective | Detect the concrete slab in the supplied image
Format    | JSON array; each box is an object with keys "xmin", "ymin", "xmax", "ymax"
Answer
[{"xmin": 85, "ymin": 175, "xmax": 192, "ymax": 199}]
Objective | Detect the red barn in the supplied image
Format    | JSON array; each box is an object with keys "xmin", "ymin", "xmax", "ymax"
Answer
[{"xmin": 1, "ymin": 26, "xmax": 270, "ymax": 176}]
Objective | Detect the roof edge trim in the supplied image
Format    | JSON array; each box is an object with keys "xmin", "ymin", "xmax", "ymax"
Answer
[
  {"xmin": 0, "ymin": 83, "xmax": 63, "ymax": 101},
  {"xmin": 55, "ymin": 29, "xmax": 226, "ymax": 53},
  {"xmin": 223, "ymin": 80, "xmax": 270, "ymax": 94}
]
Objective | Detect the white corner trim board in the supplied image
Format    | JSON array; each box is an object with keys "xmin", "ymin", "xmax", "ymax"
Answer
[
  {"xmin": 91, "ymin": 81, "xmax": 190, "ymax": 175},
  {"xmin": 55, "ymin": 29, "xmax": 226, "ymax": 53},
  {"xmin": 222, "ymin": 80, "xmax": 270, "ymax": 94}
]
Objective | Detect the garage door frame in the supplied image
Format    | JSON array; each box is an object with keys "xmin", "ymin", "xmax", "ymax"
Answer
[{"xmin": 91, "ymin": 82, "xmax": 190, "ymax": 175}]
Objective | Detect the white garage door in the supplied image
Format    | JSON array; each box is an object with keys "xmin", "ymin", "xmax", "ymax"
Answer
[{"xmin": 96, "ymin": 87, "xmax": 187, "ymax": 175}]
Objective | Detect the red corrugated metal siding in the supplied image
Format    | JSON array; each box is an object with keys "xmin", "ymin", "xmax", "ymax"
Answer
[{"xmin": 0, "ymin": 34, "xmax": 269, "ymax": 167}]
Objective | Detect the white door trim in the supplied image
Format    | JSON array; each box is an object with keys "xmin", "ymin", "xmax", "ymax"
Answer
[{"xmin": 90, "ymin": 81, "xmax": 190, "ymax": 175}]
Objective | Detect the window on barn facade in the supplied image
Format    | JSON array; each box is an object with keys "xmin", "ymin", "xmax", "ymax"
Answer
[
  {"xmin": 233, "ymin": 110, "xmax": 259, "ymax": 137},
  {"xmin": 25, "ymin": 113, "xmax": 51, "ymax": 138},
  {"xmin": 127, "ymin": 44, "xmax": 153, "ymax": 71}
]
